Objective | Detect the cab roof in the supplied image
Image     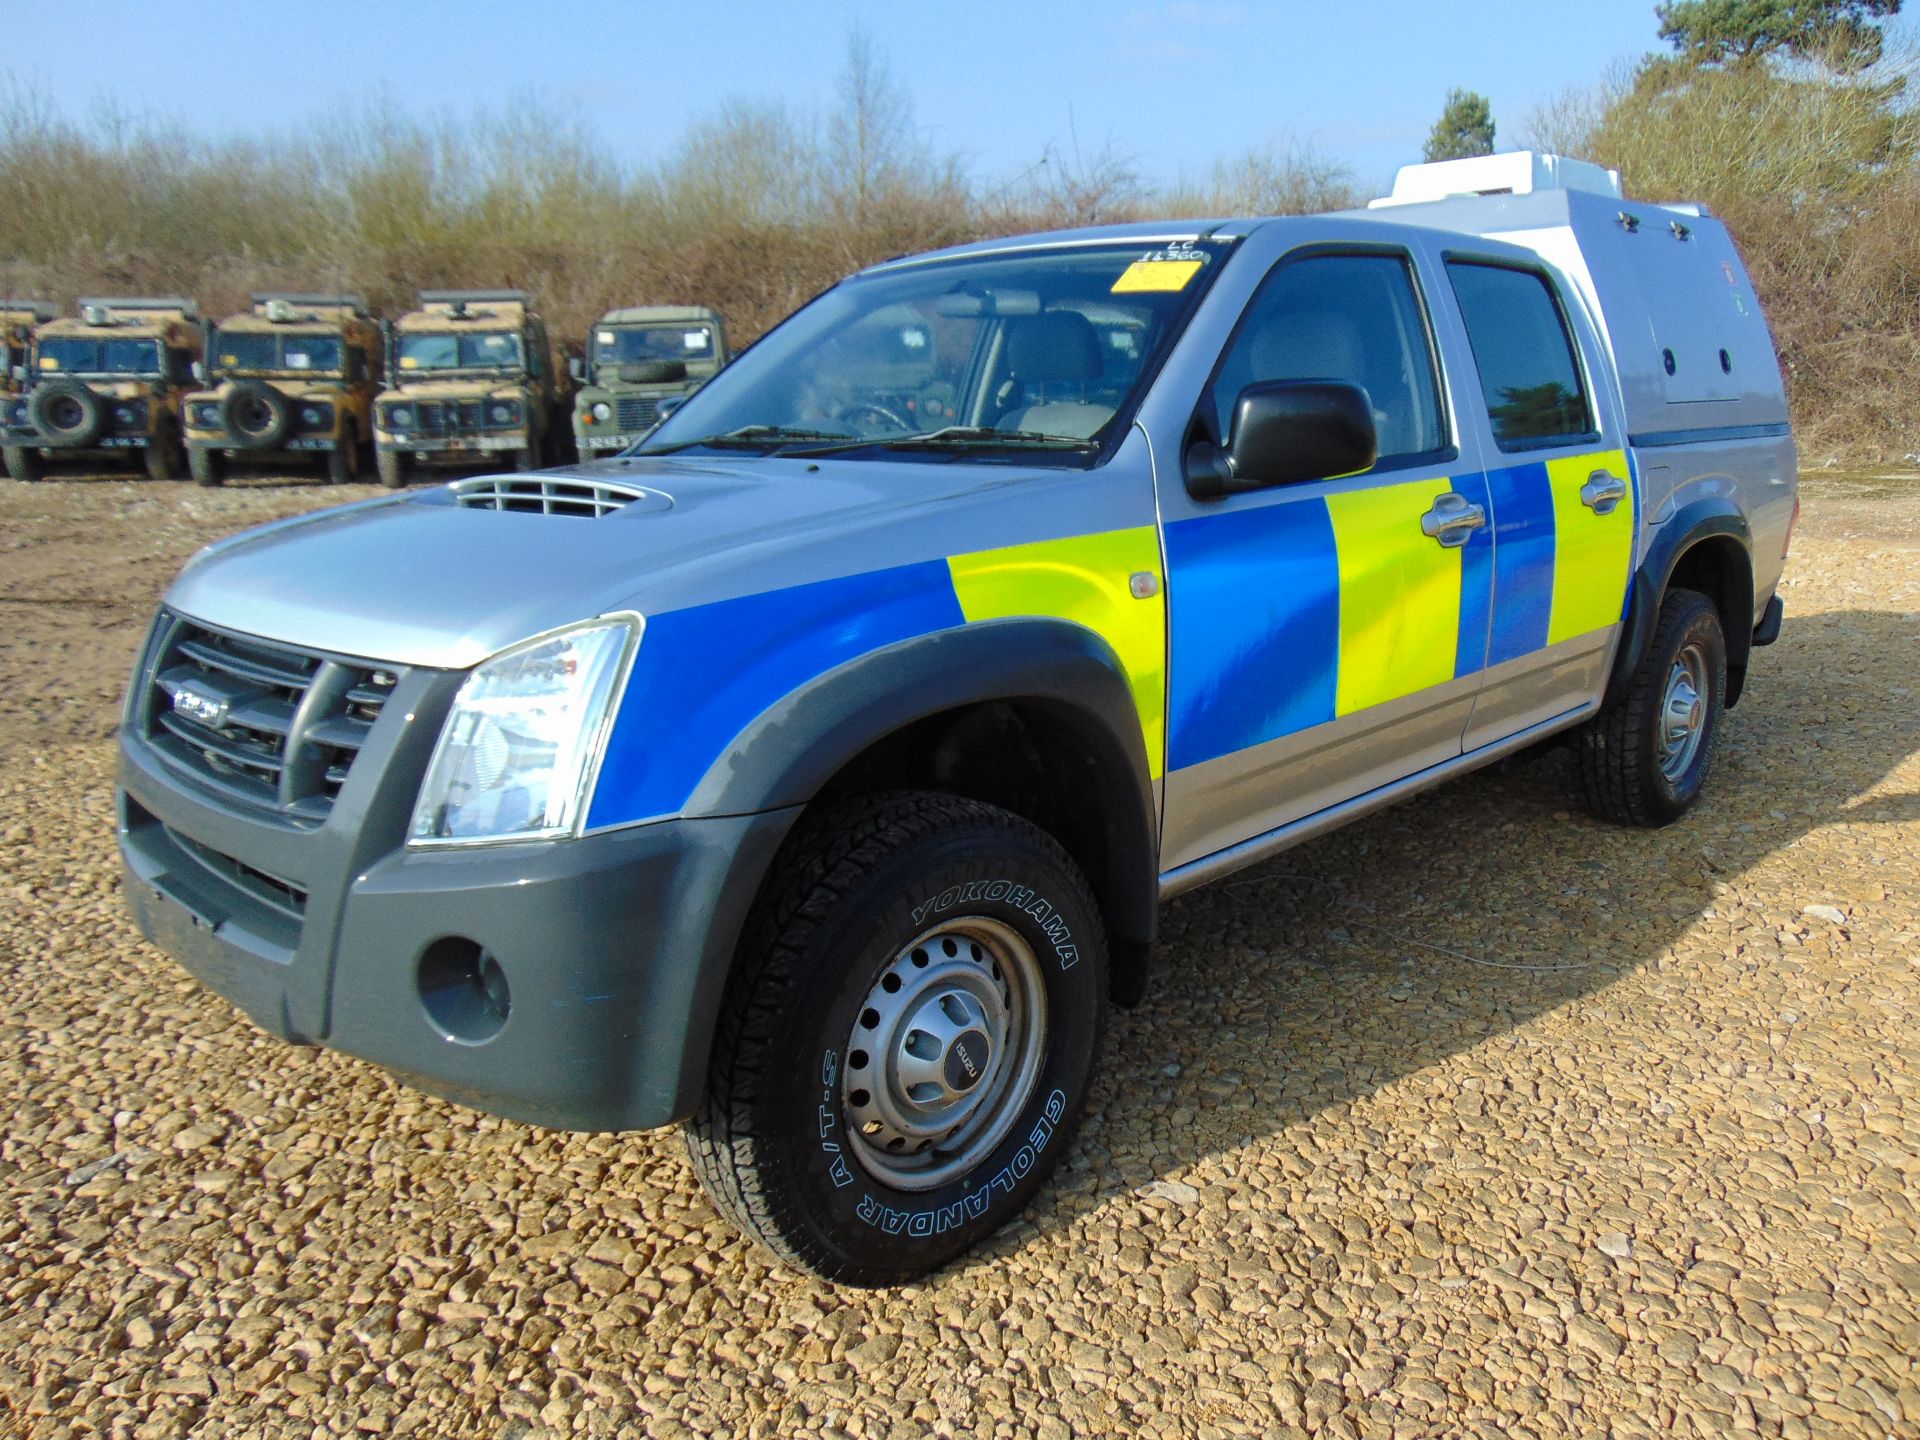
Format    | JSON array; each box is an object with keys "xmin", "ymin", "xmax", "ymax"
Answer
[{"xmin": 596, "ymin": 305, "xmax": 722, "ymax": 327}]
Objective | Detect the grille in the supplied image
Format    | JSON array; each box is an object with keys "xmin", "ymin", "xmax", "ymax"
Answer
[
  {"xmin": 615, "ymin": 397, "xmax": 659, "ymax": 432},
  {"xmin": 166, "ymin": 825, "xmax": 308, "ymax": 921},
  {"xmin": 144, "ymin": 617, "xmax": 401, "ymax": 823},
  {"xmin": 450, "ymin": 474, "xmax": 651, "ymax": 518},
  {"xmin": 396, "ymin": 400, "xmax": 514, "ymax": 435}
]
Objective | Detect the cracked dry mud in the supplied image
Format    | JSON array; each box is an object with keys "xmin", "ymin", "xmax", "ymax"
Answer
[{"xmin": 0, "ymin": 470, "xmax": 1915, "ymax": 1439}]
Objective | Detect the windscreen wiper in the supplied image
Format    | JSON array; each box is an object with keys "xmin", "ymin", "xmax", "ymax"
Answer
[
  {"xmin": 785, "ymin": 426, "xmax": 1101, "ymax": 457},
  {"xmin": 641, "ymin": 425, "xmax": 858, "ymax": 455}
]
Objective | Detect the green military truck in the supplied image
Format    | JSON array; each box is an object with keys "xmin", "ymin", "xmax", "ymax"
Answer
[
  {"xmin": 3, "ymin": 298, "xmax": 201, "ymax": 482},
  {"xmin": 569, "ymin": 305, "xmax": 728, "ymax": 458},
  {"xmin": 182, "ymin": 294, "xmax": 384, "ymax": 488},
  {"xmin": 374, "ymin": 290, "xmax": 565, "ymax": 488}
]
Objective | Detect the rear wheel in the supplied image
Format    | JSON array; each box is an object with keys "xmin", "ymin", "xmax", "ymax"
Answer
[
  {"xmin": 1576, "ymin": 587, "xmax": 1726, "ymax": 826},
  {"xmin": 188, "ymin": 448, "xmax": 225, "ymax": 488},
  {"xmin": 2, "ymin": 447, "xmax": 42, "ymax": 482},
  {"xmin": 375, "ymin": 448, "xmax": 408, "ymax": 489},
  {"xmin": 684, "ymin": 791, "xmax": 1106, "ymax": 1286}
]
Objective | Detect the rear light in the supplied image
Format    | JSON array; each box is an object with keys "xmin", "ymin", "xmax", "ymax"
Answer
[{"xmin": 1783, "ymin": 494, "xmax": 1800, "ymax": 559}]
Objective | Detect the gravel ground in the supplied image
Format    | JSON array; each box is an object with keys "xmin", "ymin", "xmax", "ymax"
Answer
[{"xmin": 1, "ymin": 469, "xmax": 1916, "ymax": 1440}]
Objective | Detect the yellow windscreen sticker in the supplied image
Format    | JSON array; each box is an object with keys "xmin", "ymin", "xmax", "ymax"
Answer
[
  {"xmin": 1111, "ymin": 259, "xmax": 1203, "ymax": 294},
  {"xmin": 38, "ymin": 356, "xmax": 58, "ymax": 370},
  {"xmin": 220, "ymin": 354, "xmax": 238, "ymax": 366},
  {"xmin": 398, "ymin": 355, "xmax": 420, "ymax": 370}
]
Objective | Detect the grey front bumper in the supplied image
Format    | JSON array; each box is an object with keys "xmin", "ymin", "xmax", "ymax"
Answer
[{"xmin": 118, "ymin": 727, "xmax": 796, "ymax": 1132}]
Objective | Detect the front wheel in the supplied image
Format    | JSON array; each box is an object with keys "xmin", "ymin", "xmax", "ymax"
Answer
[
  {"xmin": 2, "ymin": 447, "xmax": 42, "ymax": 482},
  {"xmin": 188, "ymin": 448, "xmax": 225, "ymax": 488},
  {"xmin": 1576, "ymin": 587, "xmax": 1727, "ymax": 826},
  {"xmin": 684, "ymin": 791, "xmax": 1107, "ymax": 1286},
  {"xmin": 375, "ymin": 448, "xmax": 408, "ymax": 489},
  {"xmin": 326, "ymin": 426, "xmax": 360, "ymax": 486},
  {"xmin": 143, "ymin": 437, "xmax": 181, "ymax": 483}
]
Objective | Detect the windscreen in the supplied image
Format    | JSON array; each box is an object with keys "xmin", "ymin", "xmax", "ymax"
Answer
[
  {"xmin": 397, "ymin": 331, "xmax": 525, "ymax": 373},
  {"xmin": 215, "ymin": 331, "xmax": 344, "ymax": 375},
  {"xmin": 37, "ymin": 337, "xmax": 161, "ymax": 376},
  {"xmin": 639, "ymin": 241, "xmax": 1227, "ymax": 465}
]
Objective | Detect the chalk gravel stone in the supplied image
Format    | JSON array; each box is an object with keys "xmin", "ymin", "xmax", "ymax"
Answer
[{"xmin": 0, "ymin": 474, "xmax": 1915, "ymax": 1437}]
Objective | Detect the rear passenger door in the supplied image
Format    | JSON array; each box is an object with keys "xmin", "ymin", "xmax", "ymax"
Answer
[
  {"xmin": 1157, "ymin": 247, "xmax": 1498, "ymax": 871},
  {"xmin": 1440, "ymin": 259, "xmax": 1635, "ymax": 749}
]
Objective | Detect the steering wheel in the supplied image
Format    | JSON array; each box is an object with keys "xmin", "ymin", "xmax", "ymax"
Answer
[{"xmin": 836, "ymin": 401, "xmax": 913, "ymax": 437}]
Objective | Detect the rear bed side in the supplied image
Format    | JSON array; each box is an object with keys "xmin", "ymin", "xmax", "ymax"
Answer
[{"xmin": 1399, "ymin": 185, "xmax": 1796, "ymax": 703}]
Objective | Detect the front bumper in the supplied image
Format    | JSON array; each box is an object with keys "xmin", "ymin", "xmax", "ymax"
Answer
[
  {"xmin": 375, "ymin": 433, "xmax": 526, "ymax": 456},
  {"xmin": 3, "ymin": 428, "xmax": 151, "ymax": 450},
  {"xmin": 187, "ymin": 435, "xmax": 339, "ymax": 453},
  {"xmin": 118, "ymin": 688, "xmax": 796, "ymax": 1132}
]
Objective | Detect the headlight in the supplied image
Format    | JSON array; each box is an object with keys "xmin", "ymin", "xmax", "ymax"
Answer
[
  {"xmin": 489, "ymin": 401, "xmax": 518, "ymax": 426},
  {"xmin": 409, "ymin": 617, "xmax": 638, "ymax": 845},
  {"xmin": 298, "ymin": 404, "xmax": 332, "ymax": 430},
  {"xmin": 192, "ymin": 402, "xmax": 221, "ymax": 427},
  {"xmin": 8, "ymin": 401, "xmax": 27, "ymax": 425},
  {"xmin": 113, "ymin": 403, "xmax": 144, "ymax": 426},
  {"xmin": 387, "ymin": 405, "xmax": 414, "ymax": 428},
  {"xmin": 591, "ymin": 402, "xmax": 612, "ymax": 422}
]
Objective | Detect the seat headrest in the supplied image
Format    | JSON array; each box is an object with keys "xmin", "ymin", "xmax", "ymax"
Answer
[
  {"xmin": 1250, "ymin": 310, "xmax": 1364, "ymax": 383},
  {"xmin": 1007, "ymin": 311, "xmax": 1103, "ymax": 385}
]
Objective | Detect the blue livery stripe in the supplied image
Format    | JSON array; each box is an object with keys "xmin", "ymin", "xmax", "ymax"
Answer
[
  {"xmin": 1484, "ymin": 462, "xmax": 1555, "ymax": 667},
  {"xmin": 587, "ymin": 561, "xmax": 965, "ymax": 827},
  {"xmin": 1451, "ymin": 469, "xmax": 1496, "ymax": 680},
  {"xmin": 1165, "ymin": 500, "xmax": 1340, "ymax": 771}
]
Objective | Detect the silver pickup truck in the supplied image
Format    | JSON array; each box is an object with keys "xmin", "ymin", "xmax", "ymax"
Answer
[{"xmin": 117, "ymin": 153, "xmax": 1796, "ymax": 1284}]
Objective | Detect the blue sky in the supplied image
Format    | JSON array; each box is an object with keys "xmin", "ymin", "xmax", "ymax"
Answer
[{"xmin": 0, "ymin": 2, "xmax": 1782, "ymax": 191}]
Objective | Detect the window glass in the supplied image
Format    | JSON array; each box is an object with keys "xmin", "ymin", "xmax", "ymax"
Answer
[
  {"xmin": 396, "ymin": 331, "xmax": 525, "ymax": 372},
  {"xmin": 1446, "ymin": 262, "xmax": 1593, "ymax": 448},
  {"xmin": 1208, "ymin": 253, "xmax": 1445, "ymax": 463}
]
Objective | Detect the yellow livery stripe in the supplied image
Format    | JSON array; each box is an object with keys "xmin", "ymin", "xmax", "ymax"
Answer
[
  {"xmin": 948, "ymin": 528, "xmax": 1167, "ymax": 779},
  {"xmin": 1545, "ymin": 448, "xmax": 1633, "ymax": 645},
  {"xmin": 1325, "ymin": 477, "xmax": 1462, "ymax": 716}
]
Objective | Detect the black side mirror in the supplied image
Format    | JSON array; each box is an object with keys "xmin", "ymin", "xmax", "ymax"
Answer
[{"xmin": 1185, "ymin": 380, "xmax": 1377, "ymax": 499}]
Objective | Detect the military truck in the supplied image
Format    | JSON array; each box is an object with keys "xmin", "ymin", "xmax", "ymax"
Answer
[
  {"xmin": 2, "ymin": 298, "xmax": 200, "ymax": 482},
  {"xmin": 183, "ymin": 294, "xmax": 382, "ymax": 488},
  {"xmin": 569, "ymin": 305, "xmax": 728, "ymax": 457},
  {"xmin": 374, "ymin": 290, "xmax": 564, "ymax": 488}
]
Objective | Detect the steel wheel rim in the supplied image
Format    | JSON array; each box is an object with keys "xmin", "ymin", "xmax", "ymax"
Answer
[
  {"xmin": 841, "ymin": 916, "xmax": 1048, "ymax": 1192},
  {"xmin": 1658, "ymin": 641, "xmax": 1710, "ymax": 782}
]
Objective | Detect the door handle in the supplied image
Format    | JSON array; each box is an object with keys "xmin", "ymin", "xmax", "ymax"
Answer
[
  {"xmin": 1420, "ymin": 491, "xmax": 1486, "ymax": 549},
  {"xmin": 1581, "ymin": 471, "xmax": 1628, "ymax": 515}
]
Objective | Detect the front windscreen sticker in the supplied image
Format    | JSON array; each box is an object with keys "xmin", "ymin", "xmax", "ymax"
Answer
[
  {"xmin": 1112, "ymin": 245, "xmax": 1208, "ymax": 294},
  {"xmin": 220, "ymin": 354, "xmax": 238, "ymax": 366},
  {"xmin": 684, "ymin": 331, "xmax": 705, "ymax": 348},
  {"xmin": 398, "ymin": 355, "xmax": 420, "ymax": 369},
  {"xmin": 38, "ymin": 356, "xmax": 58, "ymax": 370},
  {"xmin": 598, "ymin": 330, "xmax": 615, "ymax": 345}
]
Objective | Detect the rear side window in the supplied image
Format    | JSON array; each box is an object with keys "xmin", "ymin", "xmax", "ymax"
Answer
[
  {"xmin": 1208, "ymin": 252, "xmax": 1447, "ymax": 466},
  {"xmin": 1447, "ymin": 261, "xmax": 1593, "ymax": 450}
]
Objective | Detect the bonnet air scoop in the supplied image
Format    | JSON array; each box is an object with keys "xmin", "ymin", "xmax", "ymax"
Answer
[{"xmin": 442, "ymin": 474, "xmax": 673, "ymax": 518}]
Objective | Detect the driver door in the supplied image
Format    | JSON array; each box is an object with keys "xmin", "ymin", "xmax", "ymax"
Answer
[{"xmin": 1155, "ymin": 246, "xmax": 1495, "ymax": 871}]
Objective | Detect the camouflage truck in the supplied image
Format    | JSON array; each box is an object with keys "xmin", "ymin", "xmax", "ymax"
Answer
[
  {"xmin": 569, "ymin": 305, "xmax": 728, "ymax": 457},
  {"xmin": 183, "ymin": 294, "xmax": 383, "ymax": 488},
  {"xmin": 374, "ymin": 290, "xmax": 565, "ymax": 488},
  {"xmin": 2, "ymin": 298, "xmax": 201, "ymax": 482}
]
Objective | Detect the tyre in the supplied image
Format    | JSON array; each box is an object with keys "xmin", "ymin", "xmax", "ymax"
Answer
[
  {"xmin": 326, "ymin": 425, "xmax": 359, "ymax": 485},
  {"xmin": 1576, "ymin": 587, "xmax": 1726, "ymax": 827},
  {"xmin": 511, "ymin": 445, "xmax": 538, "ymax": 472},
  {"xmin": 220, "ymin": 380, "xmax": 292, "ymax": 449},
  {"xmin": 188, "ymin": 447, "xmax": 225, "ymax": 488},
  {"xmin": 29, "ymin": 381, "xmax": 104, "ymax": 447},
  {"xmin": 375, "ymin": 448, "xmax": 408, "ymax": 489},
  {"xmin": 143, "ymin": 436, "xmax": 180, "ymax": 483},
  {"xmin": 685, "ymin": 791, "xmax": 1107, "ymax": 1286},
  {"xmin": 2, "ymin": 446, "xmax": 42, "ymax": 482}
]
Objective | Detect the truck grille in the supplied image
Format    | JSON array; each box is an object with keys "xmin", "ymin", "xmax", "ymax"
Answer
[
  {"xmin": 408, "ymin": 400, "xmax": 516, "ymax": 434},
  {"xmin": 142, "ymin": 616, "xmax": 401, "ymax": 823},
  {"xmin": 615, "ymin": 397, "xmax": 659, "ymax": 432}
]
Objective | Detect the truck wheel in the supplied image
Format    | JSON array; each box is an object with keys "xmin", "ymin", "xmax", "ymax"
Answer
[
  {"xmin": 375, "ymin": 449, "xmax": 408, "ymax": 489},
  {"xmin": 685, "ymin": 791, "xmax": 1106, "ymax": 1286},
  {"xmin": 189, "ymin": 448, "xmax": 225, "ymax": 488},
  {"xmin": 326, "ymin": 426, "xmax": 359, "ymax": 485},
  {"xmin": 511, "ymin": 446, "xmax": 538, "ymax": 472},
  {"xmin": 2, "ymin": 447, "xmax": 42, "ymax": 482},
  {"xmin": 1576, "ymin": 587, "xmax": 1726, "ymax": 827},
  {"xmin": 143, "ymin": 437, "xmax": 181, "ymax": 483}
]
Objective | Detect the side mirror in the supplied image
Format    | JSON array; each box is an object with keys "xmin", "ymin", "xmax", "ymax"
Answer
[
  {"xmin": 190, "ymin": 360, "xmax": 207, "ymax": 385},
  {"xmin": 8, "ymin": 364, "xmax": 23, "ymax": 384},
  {"xmin": 1185, "ymin": 380, "xmax": 1377, "ymax": 499},
  {"xmin": 568, "ymin": 355, "xmax": 584, "ymax": 382}
]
